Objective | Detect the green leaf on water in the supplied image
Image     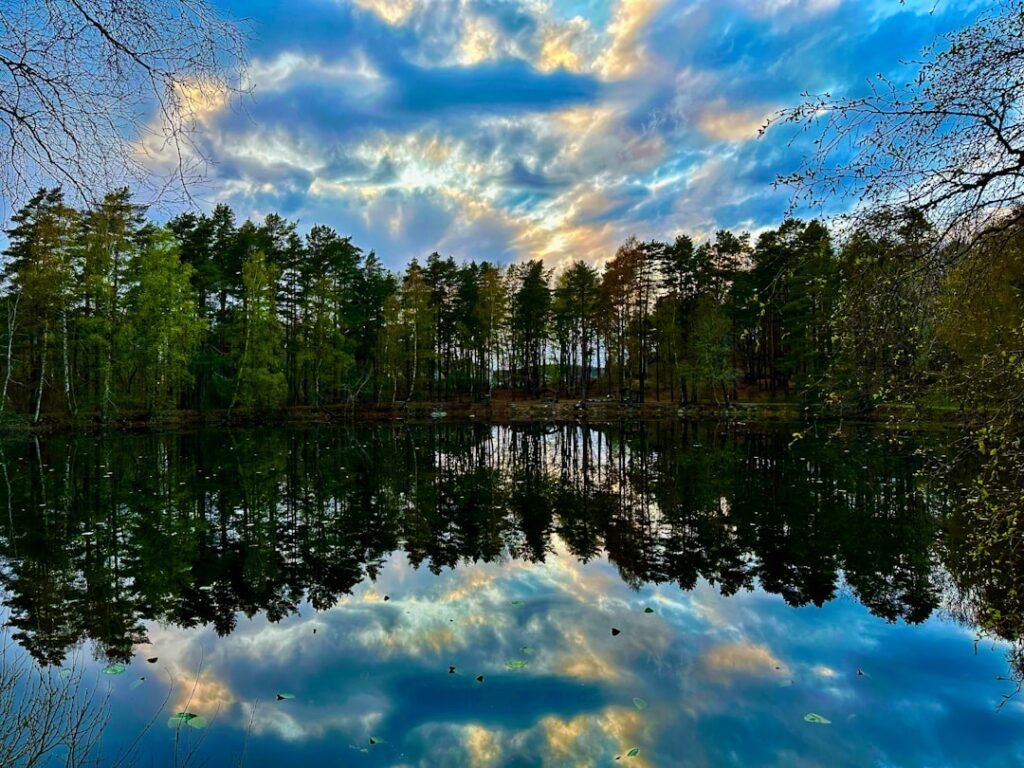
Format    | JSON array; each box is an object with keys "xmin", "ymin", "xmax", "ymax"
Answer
[
  {"xmin": 804, "ymin": 713, "xmax": 831, "ymax": 724},
  {"xmin": 102, "ymin": 663, "xmax": 126, "ymax": 675},
  {"xmin": 626, "ymin": 747, "xmax": 640, "ymax": 757},
  {"xmin": 167, "ymin": 712, "xmax": 207, "ymax": 729},
  {"xmin": 129, "ymin": 677, "xmax": 146, "ymax": 690},
  {"xmin": 276, "ymin": 693, "xmax": 295, "ymax": 701},
  {"xmin": 505, "ymin": 660, "xmax": 528, "ymax": 669},
  {"xmin": 632, "ymin": 697, "xmax": 648, "ymax": 711}
]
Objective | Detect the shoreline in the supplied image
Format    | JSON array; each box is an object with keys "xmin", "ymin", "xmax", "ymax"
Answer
[{"xmin": 0, "ymin": 399, "xmax": 965, "ymax": 435}]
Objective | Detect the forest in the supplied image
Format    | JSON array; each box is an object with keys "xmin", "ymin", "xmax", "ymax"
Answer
[{"xmin": 2, "ymin": 187, "xmax": 1020, "ymax": 423}]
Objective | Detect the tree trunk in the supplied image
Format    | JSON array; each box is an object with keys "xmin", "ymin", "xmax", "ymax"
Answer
[
  {"xmin": 1, "ymin": 294, "xmax": 18, "ymax": 419},
  {"xmin": 34, "ymin": 326, "xmax": 48, "ymax": 424}
]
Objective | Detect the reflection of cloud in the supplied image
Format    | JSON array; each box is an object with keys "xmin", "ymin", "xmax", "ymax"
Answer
[
  {"xmin": 463, "ymin": 723, "xmax": 503, "ymax": 767},
  {"xmin": 241, "ymin": 701, "xmax": 384, "ymax": 743},
  {"xmin": 103, "ymin": 524, "xmax": 1024, "ymax": 767},
  {"xmin": 173, "ymin": 674, "xmax": 234, "ymax": 718},
  {"xmin": 703, "ymin": 642, "xmax": 787, "ymax": 679},
  {"xmin": 540, "ymin": 706, "xmax": 650, "ymax": 766}
]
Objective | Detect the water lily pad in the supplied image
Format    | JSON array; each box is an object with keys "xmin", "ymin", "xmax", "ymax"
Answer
[
  {"xmin": 102, "ymin": 663, "xmax": 126, "ymax": 675},
  {"xmin": 804, "ymin": 713, "xmax": 831, "ymax": 724},
  {"xmin": 167, "ymin": 712, "xmax": 207, "ymax": 729},
  {"xmin": 632, "ymin": 697, "xmax": 648, "ymax": 711},
  {"xmin": 505, "ymin": 660, "xmax": 528, "ymax": 669},
  {"xmin": 129, "ymin": 677, "xmax": 146, "ymax": 690}
]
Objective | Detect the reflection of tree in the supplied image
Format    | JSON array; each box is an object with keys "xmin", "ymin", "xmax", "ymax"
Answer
[
  {"xmin": 0, "ymin": 422, "xmax": 942, "ymax": 665},
  {"xmin": 941, "ymin": 444, "xmax": 1024, "ymax": 688}
]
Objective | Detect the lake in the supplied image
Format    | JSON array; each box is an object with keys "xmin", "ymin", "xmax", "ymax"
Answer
[{"xmin": 1, "ymin": 422, "xmax": 1021, "ymax": 766}]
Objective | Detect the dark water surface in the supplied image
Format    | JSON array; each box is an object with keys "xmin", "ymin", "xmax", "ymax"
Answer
[{"xmin": 1, "ymin": 422, "xmax": 1021, "ymax": 766}]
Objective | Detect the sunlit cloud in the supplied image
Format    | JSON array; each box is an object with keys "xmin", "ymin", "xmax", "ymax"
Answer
[
  {"xmin": 697, "ymin": 100, "xmax": 774, "ymax": 142},
  {"xmin": 145, "ymin": 0, "xmax": 986, "ymax": 269},
  {"xmin": 594, "ymin": 0, "xmax": 667, "ymax": 78},
  {"xmin": 351, "ymin": 0, "xmax": 419, "ymax": 25}
]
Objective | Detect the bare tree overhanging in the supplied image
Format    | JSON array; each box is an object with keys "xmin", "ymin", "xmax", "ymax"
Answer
[
  {"xmin": 0, "ymin": 0, "xmax": 247, "ymax": 213},
  {"xmin": 765, "ymin": 0, "xmax": 1024, "ymax": 250}
]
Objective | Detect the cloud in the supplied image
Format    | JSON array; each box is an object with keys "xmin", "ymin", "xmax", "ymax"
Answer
[
  {"xmin": 595, "ymin": 0, "xmax": 667, "ymax": 78},
  {"xmin": 148, "ymin": 0, "xmax": 986, "ymax": 271},
  {"xmin": 697, "ymin": 99, "xmax": 774, "ymax": 142}
]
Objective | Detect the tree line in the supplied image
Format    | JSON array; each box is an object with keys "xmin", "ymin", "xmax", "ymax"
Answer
[{"xmin": 0, "ymin": 186, "xmax": 1019, "ymax": 421}]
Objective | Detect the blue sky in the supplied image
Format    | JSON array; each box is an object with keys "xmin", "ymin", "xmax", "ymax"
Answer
[{"xmin": 172, "ymin": 0, "xmax": 984, "ymax": 270}]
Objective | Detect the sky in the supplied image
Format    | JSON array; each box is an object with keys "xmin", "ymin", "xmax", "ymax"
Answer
[{"xmin": 176, "ymin": 0, "xmax": 985, "ymax": 271}]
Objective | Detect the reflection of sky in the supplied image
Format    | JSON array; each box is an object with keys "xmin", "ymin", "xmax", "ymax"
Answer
[{"xmin": 78, "ymin": 536, "xmax": 1024, "ymax": 766}]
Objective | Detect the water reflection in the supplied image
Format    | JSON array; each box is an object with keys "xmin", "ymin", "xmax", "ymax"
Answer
[
  {"xmin": 0, "ymin": 423, "xmax": 1020, "ymax": 766},
  {"xmin": 0, "ymin": 423, "xmax": 939, "ymax": 666}
]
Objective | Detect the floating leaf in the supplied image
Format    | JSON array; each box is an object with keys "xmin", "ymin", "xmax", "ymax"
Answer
[
  {"xmin": 102, "ymin": 663, "xmax": 126, "ymax": 675},
  {"xmin": 611, "ymin": 628, "xmax": 621, "ymax": 637},
  {"xmin": 276, "ymin": 693, "xmax": 295, "ymax": 701},
  {"xmin": 168, "ymin": 712, "xmax": 207, "ymax": 729},
  {"xmin": 129, "ymin": 677, "xmax": 146, "ymax": 690},
  {"xmin": 505, "ymin": 660, "xmax": 528, "ymax": 669},
  {"xmin": 804, "ymin": 713, "xmax": 831, "ymax": 724},
  {"xmin": 626, "ymin": 747, "xmax": 640, "ymax": 757},
  {"xmin": 643, "ymin": 607, "xmax": 654, "ymax": 614},
  {"xmin": 632, "ymin": 697, "xmax": 648, "ymax": 711}
]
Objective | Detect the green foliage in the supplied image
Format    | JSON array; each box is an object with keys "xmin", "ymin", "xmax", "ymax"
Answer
[
  {"xmin": 229, "ymin": 251, "xmax": 286, "ymax": 412},
  {"xmin": 0, "ymin": 188, "xmax": 1017, "ymax": 422},
  {"xmin": 122, "ymin": 229, "xmax": 203, "ymax": 413}
]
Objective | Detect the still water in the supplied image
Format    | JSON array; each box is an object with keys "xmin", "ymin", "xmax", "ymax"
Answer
[{"xmin": 1, "ymin": 422, "xmax": 1021, "ymax": 766}]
